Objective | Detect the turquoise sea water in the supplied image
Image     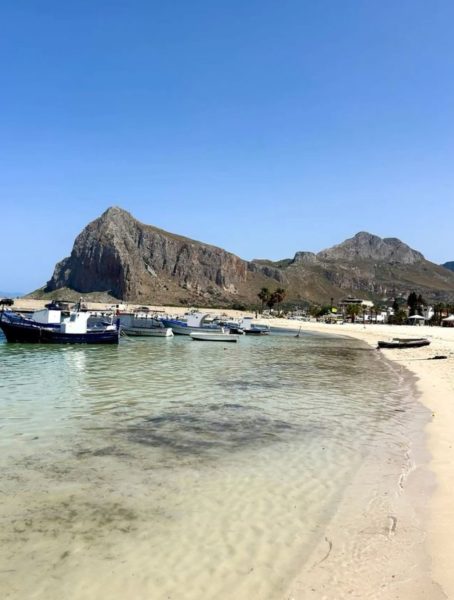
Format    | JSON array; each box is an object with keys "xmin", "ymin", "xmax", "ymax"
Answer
[{"xmin": 0, "ymin": 331, "xmax": 425, "ymax": 599}]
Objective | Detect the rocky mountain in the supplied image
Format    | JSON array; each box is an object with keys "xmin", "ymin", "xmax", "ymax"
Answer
[
  {"xmin": 316, "ymin": 231, "xmax": 424, "ymax": 264},
  {"xmin": 41, "ymin": 207, "xmax": 454, "ymax": 306},
  {"xmin": 442, "ymin": 261, "xmax": 454, "ymax": 272},
  {"xmin": 45, "ymin": 207, "xmax": 254, "ymax": 304}
]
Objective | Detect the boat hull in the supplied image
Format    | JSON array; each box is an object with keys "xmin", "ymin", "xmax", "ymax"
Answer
[
  {"xmin": 377, "ymin": 339, "xmax": 430, "ymax": 349},
  {"xmin": 160, "ymin": 319, "xmax": 223, "ymax": 336},
  {"xmin": 244, "ymin": 329, "xmax": 269, "ymax": 335},
  {"xmin": 0, "ymin": 320, "xmax": 119, "ymax": 344},
  {"xmin": 190, "ymin": 332, "xmax": 239, "ymax": 342},
  {"xmin": 122, "ymin": 327, "xmax": 173, "ymax": 337}
]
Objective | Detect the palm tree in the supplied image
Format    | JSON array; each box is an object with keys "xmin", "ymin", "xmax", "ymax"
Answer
[
  {"xmin": 433, "ymin": 303, "xmax": 445, "ymax": 325},
  {"xmin": 257, "ymin": 288, "xmax": 271, "ymax": 313},
  {"xmin": 373, "ymin": 304, "xmax": 382, "ymax": 323},
  {"xmin": 272, "ymin": 288, "xmax": 287, "ymax": 314},
  {"xmin": 346, "ymin": 303, "xmax": 361, "ymax": 323}
]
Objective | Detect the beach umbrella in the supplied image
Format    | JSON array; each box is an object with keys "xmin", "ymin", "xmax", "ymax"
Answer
[{"xmin": 408, "ymin": 315, "xmax": 426, "ymax": 319}]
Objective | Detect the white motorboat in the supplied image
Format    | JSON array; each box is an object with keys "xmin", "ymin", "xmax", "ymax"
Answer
[
  {"xmin": 161, "ymin": 312, "xmax": 224, "ymax": 335},
  {"xmin": 239, "ymin": 317, "xmax": 270, "ymax": 335},
  {"xmin": 123, "ymin": 326, "xmax": 173, "ymax": 337},
  {"xmin": 119, "ymin": 313, "xmax": 173, "ymax": 337},
  {"xmin": 190, "ymin": 330, "xmax": 239, "ymax": 342}
]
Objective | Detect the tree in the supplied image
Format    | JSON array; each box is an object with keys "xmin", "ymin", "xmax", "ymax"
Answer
[
  {"xmin": 312, "ymin": 305, "xmax": 332, "ymax": 317},
  {"xmin": 310, "ymin": 305, "xmax": 323, "ymax": 317},
  {"xmin": 271, "ymin": 288, "xmax": 287, "ymax": 314},
  {"xmin": 433, "ymin": 303, "xmax": 445, "ymax": 325},
  {"xmin": 264, "ymin": 287, "xmax": 287, "ymax": 313},
  {"xmin": 346, "ymin": 303, "xmax": 361, "ymax": 323},
  {"xmin": 407, "ymin": 291, "xmax": 418, "ymax": 316},
  {"xmin": 373, "ymin": 304, "xmax": 382, "ymax": 323},
  {"xmin": 257, "ymin": 288, "xmax": 270, "ymax": 313},
  {"xmin": 393, "ymin": 309, "xmax": 408, "ymax": 325},
  {"xmin": 416, "ymin": 294, "xmax": 426, "ymax": 315},
  {"xmin": 266, "ymin": 295, "xmax": 276, "ymax": 311}
]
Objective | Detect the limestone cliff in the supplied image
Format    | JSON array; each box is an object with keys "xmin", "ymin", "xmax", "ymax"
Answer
[
  {"xmin": 43, "ymin": 208, "xmax": 454, "ymax": 305},
  {"xmin": 46, "ymin": 207, "xmax": 250, "ymax": 303}
]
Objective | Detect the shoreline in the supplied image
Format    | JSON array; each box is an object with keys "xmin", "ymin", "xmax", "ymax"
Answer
[
  {"xmin": 271, "ymin": 320, "xmax": 453, "ymax": 598},
  {"xmin": 5, "ymin": 300, "xmax": 454, "ymax": 595}
]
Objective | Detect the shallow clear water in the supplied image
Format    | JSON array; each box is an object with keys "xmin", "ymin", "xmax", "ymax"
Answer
[{"xmin": 0, "ymin": 331, "xmax": 421, "ymax": 599}]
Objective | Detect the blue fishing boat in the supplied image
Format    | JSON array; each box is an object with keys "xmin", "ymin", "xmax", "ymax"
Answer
[
  {"xmin": 119, "ymin": 312, "xmax": 173, "ymax": 337},
  {"xmin": 0, "ymin": 308, "xmax": 119, "ymax": 344}
]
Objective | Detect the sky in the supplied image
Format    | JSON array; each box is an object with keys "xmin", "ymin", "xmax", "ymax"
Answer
[{"xmin": 1, "ymin": 0, "xmax": 453, "ymax": 292}]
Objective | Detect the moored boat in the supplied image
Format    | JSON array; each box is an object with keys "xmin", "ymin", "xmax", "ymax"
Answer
[
  {"xmin": 239, "ymin": 317, "xmax": 270, "ymax": 335},
  {"xmin": 122, "ymin": 326, "xmax": 173, "ymax": 337},
  {"xmin": 119, "ymin": 313, "xmax": 173, "ymax": 337},
  {"xmin": 190, "ymin": 330, "xmax": 239, "ymax": 342},
  {"xmin": 377, "ymin": 338, "xmax": 430, "ymax": 349},
  {"xmin": 161, "ymin": 312, "xmax": 224, "ymax": 336},
  {"xmin": 0, "ymin": 309, "xmax": 119, "ymax": 344}
]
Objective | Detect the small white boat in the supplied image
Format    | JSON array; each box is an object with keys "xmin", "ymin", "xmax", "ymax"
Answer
[
  {"xmin": 119, "ymin": 313, "xmax": 173, "ymax": 337},
  {"xmin": 190, "ymin": 330, "xmax": 239, "ymax": 342},
  {"xmin": 239, "ymin": 317, "xmax": 270, "ymax": 335},
  {"xmin": 123, "ymin": 326, "xmax": 173, "ymax": 337}
]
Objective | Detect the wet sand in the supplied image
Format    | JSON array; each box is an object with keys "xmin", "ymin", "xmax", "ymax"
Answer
[{"xmin": 265, "ymin": 321, "xmax": 454, "ymax": 599}]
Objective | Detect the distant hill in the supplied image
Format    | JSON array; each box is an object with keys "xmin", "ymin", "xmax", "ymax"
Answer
[
  {"xmin": 34, "ymin": 206, "xmax": 454, "ymax": 306},
  {"xmin": 441, "ymin": 261, "xmax": 454, "ymax": 272}
]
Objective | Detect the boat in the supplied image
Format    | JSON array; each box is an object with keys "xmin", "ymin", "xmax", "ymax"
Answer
[
  {"xmin": 190, "ymin": 330, "xmax": 239, "ymax": 342},
  {"xmin": 377, "ymin": 338, "xmax": 430, "ymax": 349},
  {"xmin": 221, "ymin": 324, "xmax": 245, "ymax": 335},
  {"xmin": 239, "ymin": 317, "xmax": 270, "ymax": 335},
  {"xmin": 161, "ymin": 312, "xmax": 224, "ymax": 336},
  {"xmin": 0, "ymin": 308, "xmax": 119, "ymax": 344},
  {"xmin": 119, "ymin": 313, "xmax": 173, "ymax": 337}
]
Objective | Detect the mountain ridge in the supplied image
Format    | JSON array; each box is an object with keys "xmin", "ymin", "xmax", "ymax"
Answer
[{"xmin": 40, "ymin": 206, "xmax": 454, "ymax": 306}]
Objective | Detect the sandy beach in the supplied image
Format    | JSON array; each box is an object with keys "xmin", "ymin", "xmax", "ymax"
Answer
[{"xmin": 261, "ymin": 320, "xmax": 454, "ymax": 599}]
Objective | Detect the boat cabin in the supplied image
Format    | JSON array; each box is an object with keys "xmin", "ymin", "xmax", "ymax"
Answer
[
  {"xmin": 60, "ymin": 312, "xmax": 91, "ymax": 334},
  {"xmin": 239, "ymin": 317, "xmax": 254, "ymax": 331},
  {"xmin": 32, "ymin": 308, "xmax": 62, "ymax": 325},
  {"xmin": 185, "ymin": 312, "xmax": 213, "ymax": 328}
]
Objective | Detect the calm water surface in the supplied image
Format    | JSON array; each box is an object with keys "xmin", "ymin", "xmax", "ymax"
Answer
[{"xmin": 0, "ymin": 330, "xmax": 421, "ymax": 599}]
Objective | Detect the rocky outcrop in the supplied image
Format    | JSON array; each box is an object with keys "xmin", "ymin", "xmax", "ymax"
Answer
[
  {"xmin": 317, "ymin": 231, "xmax": 424, "ymax": 264},
  {"xmin": 46, "ymin": 207, "xmax": 248, "ymax": 302},
  {"xmin": 292, "ymin": 251, "xmax": 317, "ymax": 265},
  {"xmin": 42, "ymin": 209, "xmax": 454, "ymax": 305},
  {"xmin": 247, "ymin": 262, "xmax": 284, "ymax": 283}
]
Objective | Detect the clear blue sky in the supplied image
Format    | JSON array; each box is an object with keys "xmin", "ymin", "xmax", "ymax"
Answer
[{"xmin": 1, "ymin": 1, "xmax": 453, "ymax": 292}]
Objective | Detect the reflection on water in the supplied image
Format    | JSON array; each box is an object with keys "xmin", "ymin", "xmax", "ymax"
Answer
[{"xmin": 0, "ymin": 331, "xmax": 423, "ymax": 599}]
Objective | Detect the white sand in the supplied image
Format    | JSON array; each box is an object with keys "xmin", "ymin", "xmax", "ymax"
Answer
[{"xmin": 260, "ymin": 320, "xmax": 454, "ymax": 599}]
